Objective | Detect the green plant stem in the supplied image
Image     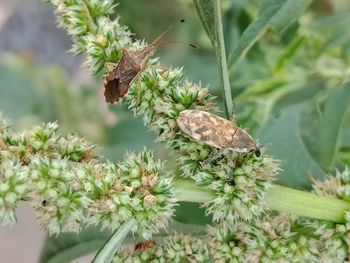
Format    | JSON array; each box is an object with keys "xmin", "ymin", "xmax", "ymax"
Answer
[
  {"xmin": 92, "ymin": 219, "xmax": 136, "ymax": 263},
  {"xmin": 174, "ymin": 179, "xmax": 350, "ymax": 223},
  {"xmin": 266, "ymin": 185, "xmax": 350, "ymax": 222},
  {"xmin": 174, "ymin": 179, "xmax": 217, "ymax": 203},
  {"xmin": 215, "ymin": 0, "xmax": 234, "ymax": 119}
]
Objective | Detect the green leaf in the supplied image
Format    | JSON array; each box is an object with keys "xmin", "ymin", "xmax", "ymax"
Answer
[
  {"xmin": 272, "ymin": 79, "xmax": 327, "ymax": 114},
  {"xmin": 269, "ymin": 0, "xmax": 313, "ymax": 32},
  {"xmin": 92, "ymin": 219, "xmax": 136, "ymax": 263},
  {"xmin": 39, "ymin": 226, "xmax": 111, "ymax": 263},
  {"xmin": 340, "ymin": 148, "xmax": 350, "ymax": 167},
  {"xmin": 300, "ymin": 84, "xmax": 350, "ymax": 171},
  {"xmin": 310, "ymin": 11, "xmax": 350, "ymax": 52},
  {"xmin": 228, "ymin": 0, "xmax": 286, "ymax": 68},
  {"xmin": 340, "ymin": 109, "xmax": 350, "ymax": 166},
  {"xmin": 193, "ymin": 0, "xmax": 233, "ymax": 119},
  {"xmin": 260, "ymin": 104, "xmax": 326, "ymax": 189},
  {"xmin": 228, "ymin": 0, "xmax": 313, "ymax": 69},
  {"xmin": 273, "ymin": 35, "xmax": 305, "ymax": 72},
  {"xmin": 40, "ymin": 223, "xmax": 133, "ymax": 263},
  {"xmin": 280, "ymin": 22, "xmax": 300, "ymax": 45},
  {"xmin": 193, "ymin": 0, "xmax": 217, "ymax": 48},
  {"xmin": 236, "ymin": 76, "xmax": 311, "ymax": 134}
]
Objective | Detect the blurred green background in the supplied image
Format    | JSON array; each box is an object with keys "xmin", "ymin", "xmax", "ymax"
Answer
[{"xmin": 1, "ymin": 0, "xmax": 350, "ymax": 261}]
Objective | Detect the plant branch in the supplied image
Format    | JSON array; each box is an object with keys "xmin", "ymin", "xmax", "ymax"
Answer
[
  {"xmin": 215, "ymin": 0, "xmax": 234, "ymax": 119},
  {"xmin": 193, "ymin": 0, "xmax": 234, "ymax": 119},
  {"xmin": 92, "ymin": 219, "xmax": 136, "ymax": 263},
  {"xmin": 266, "ymin": 184, "xmax": 350, "ymax": 222},
  {"xmin": 174, "ymin": 179, "xmax": 350, "ymax": 223}
]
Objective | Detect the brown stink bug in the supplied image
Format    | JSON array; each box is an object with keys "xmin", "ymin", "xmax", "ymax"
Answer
[
  {"xmin": 103, "ymin": 29, "xmax": 170, "ymax": 104},
  {"xmin": 177, "ymin": 110, "xmax": 261, "ymax": 156}
]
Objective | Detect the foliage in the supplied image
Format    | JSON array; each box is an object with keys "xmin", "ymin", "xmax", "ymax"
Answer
[{"xmin": 1, "ymin": 0, "xmax": 350, "ymax": 262}]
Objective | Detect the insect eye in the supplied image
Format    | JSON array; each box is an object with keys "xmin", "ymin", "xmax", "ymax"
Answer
[{"xmin": 255, "ymin": 149, "xmax": 261, "ymax": 157}]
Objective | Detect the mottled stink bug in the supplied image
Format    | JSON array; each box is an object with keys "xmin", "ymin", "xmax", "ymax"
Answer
[{"xmin": 177, "ymin": 110, "xmax": 261, "ymax": 157}]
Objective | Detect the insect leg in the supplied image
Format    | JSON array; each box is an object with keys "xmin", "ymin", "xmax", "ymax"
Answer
[
  {"xmin": 149, "ymin": 64, "xmax": 169, "ymax": 74},
  {"xmin": 226, "ymin": 150, "xmax": 236, "ymax": 181},
  {"xmin": 144, "ymin": 71, "xmax": 159, "ymax": 87},
  {"xmin": 231, "ymin": 103, "xmax": 237, "ymax": 123},
  {"xmin": 136, "ymin": 77, "xmax": 142, "ymax": 104},
  {"xmin": 201, "ymin": 148, "xmax": 222, "ymax": 166},
  {"xmin": 105, "ymin": 62, "xmax": 118, "ymax": 72}
]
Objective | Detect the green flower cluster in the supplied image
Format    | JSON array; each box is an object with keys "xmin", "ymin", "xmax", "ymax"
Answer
[
  {"xmin": 115, "ymin": 214, "xmax": 330, "ymax": 262},
  {"xmin": 300, "ymin": 168, "xmax": 350, "ymax": 261},
  {"xmin": 86, "ymin": 150, "xmax": 176, "ymax": 238},
  {"xmin": 125, "ymin": 60, "xmax": 281, "ymax": 223},
  {"xmin": 0, "ymin": 160, "xmax": 28, "ymax": 224},
  {"xmin": 0, "ymin": 114, "xmax": 29, "ymax": 224},
  {"xmin": 0, "ymin": 118, "xmax": 175, "ymax": 238},
  {"xmin": 200, "ymin": 152, "xmax": 279, "ymax": 222},
  {"xmin": 125, "ymin": 67, "xmax": 216, "ymax": 176},
  {"xmin": 107, "ymin": 161, "xmax": 348, "ymax": 262},
  {"xmin": 207, "ymin": 216, "xmax": 318, "ymax": 263},
  {"xmin": 0, "ymin": 113, "xmax": 10, "ymax": 133},
  {"xmin": 1, "ymin": 121, "xmax": 96, "ymax": 164},
  {"xmin": 113, "ymin": 234, "xmax": 211, "ymax": 263},
  {"xmin": 48, "ymin": 0, "xmax": 135, "ymax": 73},
  {"xmin": 28, "ymin": 157, "xmax": 90, "ymax": 235},
  {"xmin": 47, "ymin": 0, "xmax": 279, "ymax": 224},
  {"xmin": 126, "ymin": 65, "xmax": 280, "ymax": 223},
  {"xmin": 2, "ymin": 0, "xmax": 350, "ymax": 261},
  {"xmin": 113, "ymin": 215, "xmax": 320, "ymax": 262}
]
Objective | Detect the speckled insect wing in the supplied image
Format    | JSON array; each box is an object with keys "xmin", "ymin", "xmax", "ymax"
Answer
[
  {"xmin": 177, "ymin": 110, "xmax": 237, "ymax": 149},
  {"xmin": 177, "ymin": 110, "xmax": 258, "ymax": 154},
  {"xmin": 104, "ymin": 50, "xmax": 141, "ymax": 104}
]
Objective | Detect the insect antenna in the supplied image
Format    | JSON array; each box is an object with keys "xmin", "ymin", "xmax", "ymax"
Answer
[
  {"xmin": 149, "ymin": 26, "xmax": 173, "ymax": 48},
  {"xmin": 158, "ymin": 39, "xmax": 199, "ymax": 49},
  {"xmin": 149, "ymin": 19, "xmax": 198, "ymax": 50}
]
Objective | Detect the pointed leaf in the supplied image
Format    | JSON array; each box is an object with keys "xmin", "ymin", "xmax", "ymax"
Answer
[
  {"xmin": 269, "ymin": 0, "xmax": 313, "ymax": 32},
  {"xmin": 300, "ymin": 84, "xmax": 350, "ymax": 171},
  {"xmin": 193, "ymin": 0, "xmax": 218, "ymax": 48},
  {"xmin": 228, "ymin": 0, "xmax": 287, "ymax": 68},
  {"xmin": 92, "ymin": 219, "xmax": 136, "ymax": 263},
  {"xmin": 260, "ymin": 104, "xmax": 326, "ymax": 189},
  {"xmin": 193, "ymin": 0, "xmax": 233, "ymax": 118},
  {"xmin": 228, "ymin": 0, "xmax": 313, "ymax": 69},
  {"xmin": 39, "ymin": 226, "xmax": 111, "ymax": 263}
]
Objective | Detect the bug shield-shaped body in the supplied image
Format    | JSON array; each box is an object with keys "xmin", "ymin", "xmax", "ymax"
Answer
[
  {"xmin": 104, "ymin": 29, "xmax": 169, "ymax": 104},
  {"xmin": 104, "ymin": 46, "xmax": 156, "ymax": 104},
  {"xmin": 177, "ymin": 110, "xmax": 258, "ymax": 154}
]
